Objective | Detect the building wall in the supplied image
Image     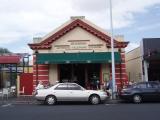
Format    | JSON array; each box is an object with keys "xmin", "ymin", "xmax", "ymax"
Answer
[
  {"xmin": 33, "ymin": 56, "xmax": 49, "ymax": 89},
  {"xmin": 35, "ymin": 27, "xmax": 121, "ymax": 87},
  {"xmin": 49, "ymin": 64, "xmax": 58, "ymax": 84},
  {"xmin": 38, "ymin": 27, "xmax": 119, "ymax": 53},
  {"xmin": 24, "ymin": 66, "xmax": 33, "ymax": 73},
  {"xmin": 101, "ymin": 64, "xmax": 110, "ymax": 86},
  {"xmin": 125, "ymin": 47, "xmax": 142, "ymax": 83},
  {"xmin": 32, "ymin": 20, "xmax": 128, "ymax": 89}
]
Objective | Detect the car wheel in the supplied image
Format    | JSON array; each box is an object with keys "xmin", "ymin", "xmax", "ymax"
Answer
[
  {"xmin": 89, "ymin": 95, "xmax": 100, "ymax": 105},
  {"xmin": 45, "ymin": 95, "xmax": 56, "ymax": 105},
  {"xmin": 133, "ymin": 94, "xmax": 142, "ymax": 103}
]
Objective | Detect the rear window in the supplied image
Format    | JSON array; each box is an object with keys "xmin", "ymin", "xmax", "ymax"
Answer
[
  {"xmin": 67, "ymin": 84, "xmax": 82, "ymax": 90},
  {"xmin": 147, "ymin": 82, "xmax": 160, "ymax": 88}
]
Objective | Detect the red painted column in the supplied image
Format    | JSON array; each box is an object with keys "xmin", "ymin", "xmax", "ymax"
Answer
[
  {"xmin": 33, "ymin": 55, "xmax": 49, "ymax": 90},
  {"xmin": 109, "ymin": 51, "xmax": 128, "ymax": 91},
  {"xmin": 114, "ymin": 51, "xmax": 128, "ymax": 90}
]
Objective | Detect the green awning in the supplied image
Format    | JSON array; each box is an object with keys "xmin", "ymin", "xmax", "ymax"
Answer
[{"xmin": 36, "ymin": 52, "xmax": 121, "ymax": 64}]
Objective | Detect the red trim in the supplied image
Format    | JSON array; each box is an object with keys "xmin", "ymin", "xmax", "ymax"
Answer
[
  {"xmin": 33, "ymin": 75, "xmax": 49, "ymax": 80},
  {"xmin": 33, "ymin": 71, "xmax": 49, "ymax": 75},
  {"xmin": 115, "ymin": 69, "xmax": 126, "ymax": 73},
  {"xmin": 28, "ymin": 19, "xmax": 129, "ymax": 50},
  {"xmin": 115, "ymin": 64, "xmax": 126, "ymax": 68},
  {"xmin": 33, "ymin": 65, "xmax": 49, "ymax": 70},
  {"xmin": 121, "ymin": 54, "xmax": 125, "ymax": 58},
  {"xmin": 33, "ymin": 81, "xmax": 49, "ymax": 86},
  {"xmin": 115, "ymin": 74, "xmax": 127, "ymax": 78}
]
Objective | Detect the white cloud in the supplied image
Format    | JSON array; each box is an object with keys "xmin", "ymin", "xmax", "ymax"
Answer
[
  {"xmin": 71, "ymin": 0, "xmax": 160, "ymax": 29},
  {"xmin": 137, "ymin": 23, "xmax": 160, "ymax": 31},
  {"xmin": 125, "ymin": 42, "xmax": 140, "ymax": 52},
  {"xmin": 13, "ymin": 45, "xmax": 33, "ymax": 54},
  {"xmin": 0, "ymin": 0, "xmax": 160, "ymax": 52},
  {"xmin": 0, "ymin": 0, "xmax": 74, "ymax": 45},
  {"xmin": 0, "ymin": 31, "xmax": 25, "ymax": 44}
]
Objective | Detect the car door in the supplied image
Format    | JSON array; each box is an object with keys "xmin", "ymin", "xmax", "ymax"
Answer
[
  {"xmin": 144, "ymin": 82, "xmax": 159, "ymax": 100},
  {"xmin": 157, "ymin": 83, "xmax": 160, "ymax": 100},
  {"xmin": 67, "ymin": 84, "xmax": 88, "ymax": 101},
  {"xmin": 54, "ymin": 84, "xmax": 69, "ymax": 101},
  {"xmin": 135, "ymin": 83, "xmax": 148, "ymax": 99},
  {"xmin": 149, "ymin": 82, "xmax": 160, "ymax": 100}
]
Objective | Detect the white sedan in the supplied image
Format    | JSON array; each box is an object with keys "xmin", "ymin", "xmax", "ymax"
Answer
[{"xmin": 35, "ymin": 83, "xmax": 108, "ymax": 105}]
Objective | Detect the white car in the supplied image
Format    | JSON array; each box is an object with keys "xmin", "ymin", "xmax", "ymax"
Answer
[{"xmin": 35, "ymin": 83, "xmax": 108, "ymax": 105}]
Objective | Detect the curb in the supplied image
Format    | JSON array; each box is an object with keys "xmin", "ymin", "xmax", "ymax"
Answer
[
  {"xmin": 0, "ymin": 100, "xmax": 38, "ymax": 105},
  {"xmin": 1, "ymin": 99, "xmax": 122, "ymax": 105},
  {"xmin": 105, "ymin": 99, "xmax": 122, "ymax": 104}
]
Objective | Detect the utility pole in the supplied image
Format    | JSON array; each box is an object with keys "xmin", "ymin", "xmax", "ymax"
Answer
[{"xmin": 109, "ymin": 0, "xmax": 116, "ymax": 99}]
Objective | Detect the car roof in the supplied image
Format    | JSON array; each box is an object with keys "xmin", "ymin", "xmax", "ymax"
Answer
[
  {"xmin": 135, "ymin": 81, "xmax": 160, "ymax": 84},
  {"xmin": 57, "ymin": 83, "xmax": 78, "ymax": 85}
]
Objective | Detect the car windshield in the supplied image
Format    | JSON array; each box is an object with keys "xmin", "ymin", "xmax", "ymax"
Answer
[{"xmin": 127, "ymin": 83, "xmax": 137, "ymax": 88}]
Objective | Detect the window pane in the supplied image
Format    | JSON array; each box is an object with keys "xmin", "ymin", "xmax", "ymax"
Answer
[
  {"xmin": 137, "ymin": 83, "xmax": 146, "ymax": 88},
  {"xmin": 55, "ymin": 84, "xmax": 68, "ymax": 90},
  {"xmin": 151, "ymin": 83, "xmax": 159, "ymax": 88},
  {"xmin": 68, "ymin": 84, "xmax": 81, "ymax": 90}
]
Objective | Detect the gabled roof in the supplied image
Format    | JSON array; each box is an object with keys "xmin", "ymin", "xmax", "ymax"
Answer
[{"xmin": 28, "ymin": 18, "xmax": 129, "ymax": 50}]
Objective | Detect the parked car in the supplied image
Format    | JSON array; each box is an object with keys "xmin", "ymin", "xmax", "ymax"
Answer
[
  {"xmin": 119, "ymin": 81, "xmax": 160, "ymax": 103},
  {"xmin": 35, "ymin": 83, "xmax": 108, "ymax": 105}
]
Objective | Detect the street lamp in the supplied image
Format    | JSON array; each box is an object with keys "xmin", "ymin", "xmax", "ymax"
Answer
[
  {"xmin": 22, "ymin": 53, "xmax": 31, "ymax": 73},
  {"xmin": 109, "ymin": 0, "xmax": 116, "ymax": 99}
]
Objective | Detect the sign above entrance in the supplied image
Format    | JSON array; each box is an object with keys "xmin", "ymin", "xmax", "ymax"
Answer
[
  {"xmin": 54, "ymin": 40, "xmax": 104, "ymax": 50},
  {"xmin": 69, "ymin": 40, "xmax": 88, "ymax": 50},
  {"xmin": 36, "ymin": 52, "xmax": 121, "ymax": 64}
]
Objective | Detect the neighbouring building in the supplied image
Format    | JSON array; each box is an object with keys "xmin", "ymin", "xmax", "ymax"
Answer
[
  {"xmin": 126, "ymin": 47, "xmax": 142, "ymax": 83},
  {"xmin": 0, "ymin": 53, "xmax": 33, "ymax": 95},
  {"xmin": 28, "ymin": 16, "xmax": 129, "ymax": 91},
  {"xmin": 126, "ymin": 38, "xmax": 160, "ymax": 83}
]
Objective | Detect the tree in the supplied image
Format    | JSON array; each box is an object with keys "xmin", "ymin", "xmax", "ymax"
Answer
[{"xmin": 0, "ymin": 47, "xmax": 12, "ymax": 54}]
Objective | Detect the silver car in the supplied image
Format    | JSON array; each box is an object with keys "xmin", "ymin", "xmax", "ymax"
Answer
[{"xmin": 35, "ymin": 83, "xmax": 108, "ymax": 105}]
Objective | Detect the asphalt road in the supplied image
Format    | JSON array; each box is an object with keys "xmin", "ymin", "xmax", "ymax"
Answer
[{"xmin": 0, "ymin": 102, "xmax": 160, "ymax": 120}]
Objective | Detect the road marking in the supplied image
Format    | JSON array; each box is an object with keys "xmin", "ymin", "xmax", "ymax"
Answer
[
  {"xmin": 105, "ymin": 104, "xmax": 110, "ymax": 106},
  {"xmin": 1, "ymin": 103, "xmax": 12, "ymax": 107},
  {"xmin": 105, "ymin": 104, "xmax": 116, "ymax": 106}
]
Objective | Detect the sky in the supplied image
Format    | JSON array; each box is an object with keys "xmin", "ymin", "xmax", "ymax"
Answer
[{"xmin": 0, "ymin": 0, "xmax": 160, "ymax": 54}]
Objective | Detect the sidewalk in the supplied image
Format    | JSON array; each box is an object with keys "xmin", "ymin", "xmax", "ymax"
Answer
[
  {"xmin": 0, "ymin": 96, "xmax": 122, "ymax": 105},
  {"xmin": 0, "ymin": 96, "xmax": 37, "ymax": 105}
]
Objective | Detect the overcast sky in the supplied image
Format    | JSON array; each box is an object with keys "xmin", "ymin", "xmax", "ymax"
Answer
[{"xmin": 0, "ymin": 0, "xmax": 160, "ymax": 53}]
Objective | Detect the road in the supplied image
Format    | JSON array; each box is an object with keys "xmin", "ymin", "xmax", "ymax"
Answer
[{"xmin": 0, "ymin": 102, "xmax": 160, "ymax": 120}]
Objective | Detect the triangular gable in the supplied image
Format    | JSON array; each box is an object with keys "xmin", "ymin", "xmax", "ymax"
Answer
[{"xmin": 28, "ymin": 19, "xmax": 129, "ymax": 50}]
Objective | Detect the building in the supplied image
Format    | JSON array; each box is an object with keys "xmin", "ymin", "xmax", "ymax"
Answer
[
  {"xmin": 126, "ymin": 38, "xmax": 160, "ymax": 82},
  {"xmin": 125, "ymin": 47, "xmax": 142, "ymax": 83},
  {"xmin": 28, "ymin": 16, "xmax": 129, "ymax": 90},
  {"xmin": 0, "ymin": 55, "xmax": 21, "ymax": 88},
  {"xmin": 0, "ymin": 53, "xmax": 32, "ymax": 95}
]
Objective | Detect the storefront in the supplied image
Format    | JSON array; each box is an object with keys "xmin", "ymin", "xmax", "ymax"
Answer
[
  {"xmin": 126, "ymin": 38, "xmax": 160, "ymax": 83},
  {"xmin": 28, "ymin": 16, "xmax": 129, "ymax": 90},
  {"xmin": 142, "ymin": 38, "xmax": 160, "ymax": 82}
]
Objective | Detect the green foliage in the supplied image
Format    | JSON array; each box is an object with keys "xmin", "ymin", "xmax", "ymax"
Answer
[{"xmin": 0, "ymin": 47, "xmax": 12, "ymax": 54}]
